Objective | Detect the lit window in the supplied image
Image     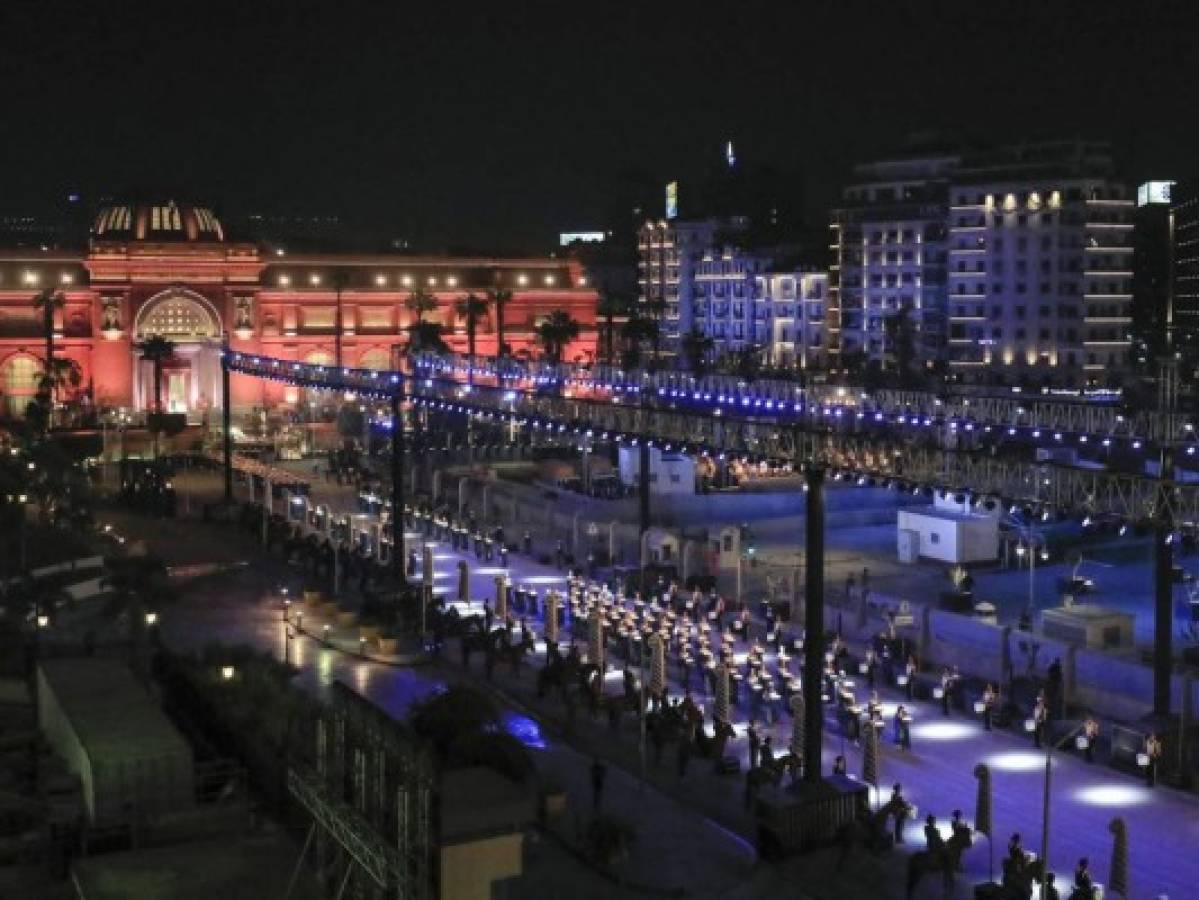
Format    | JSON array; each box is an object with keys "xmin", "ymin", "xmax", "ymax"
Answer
[
  {"xmin": 543, "ymin": 274, "xmax": 555, "ymax": 286},
  {"xmin": 446, "ymin": 275, "xmax": 458, "ymax": 287},
  {"xmin": 22, "ymin": 270, "xmax": 39, "ymax": 286},
  {"xmin": 401, "ymin": 274, "xmax": 413, "ymax": 287},
  {"xmin": 60, "ymin": 272, "xmax": 73, "ymax": 285},
  {"xmin": 579, "ymin": 276, "xmax": 588, "ymax": 286},
  {"xmin": 375, "ymin": 274, "xmax": 387, "ymax": 287},
  {"xmin": 309, "ymin": 273, "xmax": 322, "ymax": 286},
  {"xmin": 427, "ymin": 276, "xmax": 437, "ymax": 286},
  {"xmin": 517, "ymin": 273, "xmax": 529, "ymax": 286},
  {"xmin": 278, "ymin": 274, "xmax": 291, "ymax": 287}
]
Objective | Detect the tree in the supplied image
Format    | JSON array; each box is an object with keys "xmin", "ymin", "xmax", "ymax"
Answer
[
  {"xmin": 619, "ymin": 315, "xmax": 658, "ymax": 369},
  {"xmin": 535, "ymin": 310, "xmax": 581, "ymax": 365},
  {"xmin": 30, "ymin": 289, "xmax": 66, "ymax": 426},
  {"xmin": 136, "ymin": 336, "xmax": 177, "ymax": 414},
  {"xmin": 455, "ymin": 293, "xmax": 491, "ymax": 380},
  {"xmin": 596, "ymin": 293, "xmax": 632, "ymax": 365},
  {"xmin": 405, "ymin": 287, "xmax": 439, "ymax": 325},
  {"xmin": 681, "ymin": 329, "xmax": 715, "ymax": 376},
  {"xmin": 488, "ymin": 288, "xmax": 512, "ymax": 358},
  {"xmin": 32, "ymin": 289, "xmax": 65, "ymax": 378},
  {"xmin": 407, "ymin": 321, "xmax": 450, "ymax": 355},
  {"xmin": 101, "ymin": 553, "xmax": 170, "ymax": 673},
  {"xmin": 643, "ymin": 295, "xmax": 667, "ymax": 369}
]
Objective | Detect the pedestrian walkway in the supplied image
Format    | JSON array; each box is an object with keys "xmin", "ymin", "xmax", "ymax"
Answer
[{"xmin": 406, "ymin": 521, "xmax": 1199, "ymax": 900}]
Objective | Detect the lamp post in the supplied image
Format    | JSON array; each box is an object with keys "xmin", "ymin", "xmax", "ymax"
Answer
[{"xmin": 1038, "ymin": 721, "xmax": 1088, "ymax": 900}]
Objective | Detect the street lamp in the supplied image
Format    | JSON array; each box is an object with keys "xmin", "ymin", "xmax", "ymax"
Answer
[
  {"xmin": 144, "ymin": 612, "xmax": 158, "ymax": 626},
  {"xmin": 1037, "ymin": 721, "xmax": 1088, "ymax": 900},
  {"xmin": 221, "ymin": 665, "xmax": 236, "ymax": 681}
]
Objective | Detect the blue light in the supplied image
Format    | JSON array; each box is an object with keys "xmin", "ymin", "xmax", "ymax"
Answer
[{"xmin": 500, "ymin": 712, "xmax": 547, "ymax": 750}]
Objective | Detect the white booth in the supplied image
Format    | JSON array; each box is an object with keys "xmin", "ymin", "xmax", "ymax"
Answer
[{"xmin": 897, "ymin": 509, "xmax": 999, "ymax": 564}]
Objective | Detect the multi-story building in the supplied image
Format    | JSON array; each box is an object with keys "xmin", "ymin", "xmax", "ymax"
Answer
[
  {"xmin": 829, "ymin": 150, "xmax": 957, "ymax": 371},
  {"xmin": 0, "ymin": 198, "xmax": 597, "ymax": 419},
  {"xmin": 751, "ymin": 270, "xmax": 829, "ymax": 369},
  {"xmin": 945, "ymin": 141, "xmax": 1133, "ymax": 386},
  {"xmin": 1171, "ymin": 182, "xmax": 1199, "ymax": 362},
  {"xmin": 636, "ymin": 218, "xmax": 720, "ymax": 356},
  {"xmin": 1132, "ymin": 180, "xmax": 1178, "ymax": 367}
]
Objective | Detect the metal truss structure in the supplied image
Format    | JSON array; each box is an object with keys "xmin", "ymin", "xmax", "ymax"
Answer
[{"xmin": 225, "ymin": 352, "xmax": 1194, "ymax": 523}]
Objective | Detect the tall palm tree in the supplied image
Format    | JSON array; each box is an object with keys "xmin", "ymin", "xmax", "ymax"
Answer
[
  {"xmin": 534, "ymin": 310, "xmax": 581, "ymax": 365},
  {"xmin": 487, "ymin": 288, "xmax": 512, "ymax": 358},
  {"xmin": 596, "ymin": 292, "xmax": 632, "ymax": 365},
  {"xmin": 405, "ymin": 286, "xmax": 439, "ymax": 326},
  {"xmin": 455, "ymin": 293, "xmax": 491, "ymax": 381},
  {"xmin": 407, "ymin": 321, "xmax": 450, "ymax": 355},
  {"xmin": 331, "ymin": 268, "xmax": 349, "ymax": 368},
  {"xmin": 137, "ymin": 336, "xmax": 176, "ymax": 414},
  {"xmin": 31, "ymin": 289, "xmax": 65, "ymax": 423},
  {"xmin": 619, "ymin": 315, "xmax": 658, "ymax": 370},
  {"xmin": 642, "ymin": 295, "xmax": 668, "ymax": 370}
]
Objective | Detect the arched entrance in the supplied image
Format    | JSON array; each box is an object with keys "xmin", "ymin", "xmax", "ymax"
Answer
[
  {"xmin": 133, "ymin": 290, "xmax": 223, "ymax": 420},
  {"xmin": 1, "ymin": 354, "xmax": 40, "ymax": 419}
]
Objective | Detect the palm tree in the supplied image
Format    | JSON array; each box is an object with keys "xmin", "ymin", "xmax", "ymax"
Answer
[
  {"xmin": 405, "ymin": 287, "xmax": 439, "ymax": 326},
  {"xmin": 488, "ymin": 288, "xmax": 512, "ymax": 358},
  {"xmin": 643, "ymin": 295, "xmax": 668, "ymax": 369},
  {"xmin": 681, "ymin": 329, "xmax": 715, "ymax": 376},
  {"xmin": 596, "ymin": 293, "xmax": 632, "ymax": 365},
  {"xmin": 619, "ymin": 315, "xmax": 658, "ymax": 369},
  {"xmin": 455, "ymin": 293, "xmax": 491, "ymax": 381},
  {"xmin": 535, "ymin": 310, "xmax": 581, "ymax": 365},
  {"xmin": 137, "ymin": 336, "xmax": 176, "ymax": 414},
  {"xmin": 407, "ymin": 321, "xmax": 450, "ymax": 355},
  {"xmin": 32, "ymin": 289, "xmax": 65, "ymax": 376}
]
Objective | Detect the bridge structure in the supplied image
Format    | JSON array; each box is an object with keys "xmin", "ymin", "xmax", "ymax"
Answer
[{"xmin": 221, "ymin": 348, "xmax": 1186, "ymax": 721}]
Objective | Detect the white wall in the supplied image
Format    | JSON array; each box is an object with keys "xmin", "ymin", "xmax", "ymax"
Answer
[{"xmin": 897, "ymin": 510, "xmax": 998, "ymax": 563}]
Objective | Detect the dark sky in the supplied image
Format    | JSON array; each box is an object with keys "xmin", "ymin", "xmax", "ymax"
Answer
[{"xmin": 2, "ymin": 1, "xmax": 1197, "ymax": 251}]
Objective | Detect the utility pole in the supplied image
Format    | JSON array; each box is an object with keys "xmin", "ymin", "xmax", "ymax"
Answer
[
  {"xmin": 802, "ymin": 464, "xmax": 825, "ymax": 783},
  {"xmin": 390, "ymin": 386, "xmax": 405, "ymax": 578},
  {"xmin": 221, "ymin": 337, "xmax": 233, "ymax": 503}
]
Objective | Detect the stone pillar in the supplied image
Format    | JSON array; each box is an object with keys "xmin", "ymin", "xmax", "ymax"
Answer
[
  {"xmin": 649, "ymin": 634, "xmax": 665, "ymax": 696},
  {"xmin": 544, "ymin": 590, "xmax": 560, "ymax": 644},
  {"xmin": 714, "ymin": 663, "xmax": 730, "ymax": 724},
  {"xmin": 458, "ymin": 477, "xmax": 469, "ymax": 519},
  {"xmin": 481, "ymin": 485, "xmax": 492, "ymax": 524},
  {"xmin": 588, "ymin": 606, "xmax": 604, "ymax": 673},
  {"xmin": 370, "ymin": 522, "xmax": 383, "ymax": 562},
  {"xmin": 495, "ymin": 575, "xmax": 508, "ymax": 620},
  {"xmin": 609, "ymin": 521, "xmax": 619, "ymax": 566},
  {"xmin": 422, "ymin": 543, "xmax": 434, "ymax": 590},
  {"xmin": 431, "ymin": 470, "xmax": 442, "ymax": 504}
]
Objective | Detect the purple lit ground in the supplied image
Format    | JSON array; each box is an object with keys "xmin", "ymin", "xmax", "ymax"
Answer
[{"xmin": 127, "ymin": 469, "xmax": 1199, "ymax": 898}]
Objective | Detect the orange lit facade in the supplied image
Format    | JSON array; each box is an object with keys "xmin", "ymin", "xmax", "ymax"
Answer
[{"xmin": 0, "ymin": 201, "xmax": 597, "ymax": 418}]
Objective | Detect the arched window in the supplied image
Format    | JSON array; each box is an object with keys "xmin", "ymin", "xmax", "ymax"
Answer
[
  {"xmin": 358, "ymin": 349, "xmax": 391, "ymax": 370},
  {"xmin": 304, "ymin": 350, "xmax": 334, "ymax": 366},
  {"xmin": 135, "ymin": 293, "xmax": 219, "ymax": 340},
  {"xmin": 2, "ymin": 355, "xmax": 40, "ymax": 418}
]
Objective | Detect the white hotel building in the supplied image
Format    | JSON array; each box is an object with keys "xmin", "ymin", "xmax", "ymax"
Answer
[{"xmin": 945, "ymin": 142, "xmax": 1133, "ymax": 385}]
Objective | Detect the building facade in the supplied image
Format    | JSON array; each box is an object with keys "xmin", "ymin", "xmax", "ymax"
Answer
[
  {"xmin": 0, "ymin": 200, "xmax": 597, "ymax": 419},
  {"xmin": 1171, "ymin": 182, "xmax": 1199, "ymax": 362},
  {"xmin": 829, "ymin": 152, "xmax": 957, "ymax": 371},
  {"xmin": 945, "ymin": 142, "xmax": 1132, "ymax": 386}
]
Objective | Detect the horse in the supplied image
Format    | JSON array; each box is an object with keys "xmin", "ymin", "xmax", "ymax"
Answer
[
  {"xmin": 1000, "ymin": 853, "xmax": 1047, "ymax": 900},
  {"xmin": 905, "ymin": 828, "xmax": 973, "ymax": 899},
  {"xmin": 836, "ymin": 795, "xmax": 911, "ymax": 866}
]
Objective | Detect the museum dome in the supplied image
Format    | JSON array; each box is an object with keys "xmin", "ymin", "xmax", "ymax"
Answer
[{"xmin": 91, "ymin": 200, "xmax": 225, "ymax": 242}]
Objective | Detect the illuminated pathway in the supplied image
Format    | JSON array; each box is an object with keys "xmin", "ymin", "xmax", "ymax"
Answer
[{"xmin": 270, "ymin": 462, "xmax": 1199, "ymax": 898}]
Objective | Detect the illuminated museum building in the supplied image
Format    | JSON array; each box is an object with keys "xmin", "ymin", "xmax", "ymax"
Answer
[{"xmin": 0, "ymin": 201, "xmax": 597, "ymax": 418}]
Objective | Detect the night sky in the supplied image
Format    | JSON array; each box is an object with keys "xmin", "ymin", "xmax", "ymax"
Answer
[{"xmin": 2, "ymin": 1, "xmax": 1197, "ymax": 251}]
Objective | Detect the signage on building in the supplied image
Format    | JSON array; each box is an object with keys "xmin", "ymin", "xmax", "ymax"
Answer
[
  {"xmin": 1137, "ymin": 180, "xmax": 1175, "ymax": 207},
  {"xmin": 558, "ymin": 231, "xmax": 606, "ymax": 246},
  {"xmin": 665, "ymin": 181, "xmax": 679, "ymax": 220}
]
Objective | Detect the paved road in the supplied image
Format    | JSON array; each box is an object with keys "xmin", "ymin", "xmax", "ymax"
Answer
[{"xmin": 154, "ymin": 470, "xmax": 1199, "ymax": 898}]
